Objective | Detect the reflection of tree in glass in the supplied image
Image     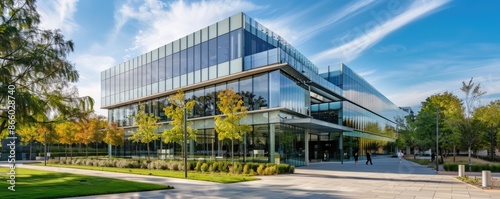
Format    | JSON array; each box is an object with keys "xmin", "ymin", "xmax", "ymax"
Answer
[{"xmin": 238, "ymin": 91, "xmax": 267, "ymax": 110}]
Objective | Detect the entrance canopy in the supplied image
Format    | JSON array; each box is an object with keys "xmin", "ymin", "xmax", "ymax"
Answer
[{"xmin": 283, "ymin": 118, "xmax": 353, "ymax": 133}]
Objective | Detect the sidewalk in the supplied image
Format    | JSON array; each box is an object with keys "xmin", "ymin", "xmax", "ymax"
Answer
[{"xmin": 4, "ymin": 157, "xmax": 500, "ymax": 198}]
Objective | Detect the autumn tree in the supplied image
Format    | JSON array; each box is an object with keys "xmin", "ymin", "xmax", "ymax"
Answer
[
  {"xmin": 34, "ymin": 124, "xmax": 58, "ymax": 157},
  {"xmin": 129, "ymin": 104, "xmax": 160, "ymax": 160},
  {"xmin": 55, "ymin": 121, "xmax": 78, "ymax": 159},
  {"xmin": 104, "ymin": 122, "xmax": 125, "ymax": 158},
  {"xmin": 214, "ymin": 88, "xmax": 251, "ymax": 167},
  {"xmin": 162, "ymin": 90, "xmax": 197, "ymax": 156},
  {"xmin": 75, "ymin": 120, "xmax": 92, "ymax": 158},
  {"xmin": 17, "ymin": 125, "xmax": 37, "ymax": 160},
  {"xmin": 85, "ymin": 115, "xmax": 106, "ymax": 158}
]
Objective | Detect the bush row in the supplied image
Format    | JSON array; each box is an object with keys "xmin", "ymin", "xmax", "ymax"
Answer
[
  {"xmin": 38, "ymin": 152, "xmax": 109, "ymax": 157},
  {"xmin": 47, "ymin": 159, "xmax": 295, "ymax": 175},
  {"xmin": 444, "ymin": 163, "xmax": 500, "ymax": 172}
]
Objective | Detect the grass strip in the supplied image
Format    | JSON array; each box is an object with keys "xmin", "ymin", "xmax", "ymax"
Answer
[{"xmin": 0, "ymin": 167, "xmax": 172, "ymax": 199}]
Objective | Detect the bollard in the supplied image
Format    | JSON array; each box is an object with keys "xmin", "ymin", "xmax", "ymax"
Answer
[
  {"xmin": 482, "ymin": 170, "xmax": 491, "ymax": 187},
  {"xmin": 458, "ymin": 165, "xmax": 465, "ymax": 177}
]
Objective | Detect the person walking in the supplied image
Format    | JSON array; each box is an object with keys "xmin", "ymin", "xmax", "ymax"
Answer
[
  {"xmin": 366, "ymin": 151, "xmax": 373, "ymax": 165},
  {"xmin": 354, "ymin": 152, "xmax": 359, "ymax": 165},
  {"xmin": 397, "ymin": 150, "xmax": 404, "ymax": 164}
]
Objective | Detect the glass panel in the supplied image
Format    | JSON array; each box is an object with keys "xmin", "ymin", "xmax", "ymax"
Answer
[
  {"xmin": 204, "ymin": 86, "xmax": 215, "ymax": 116},
  {"xmin": 180, "ymin": 49, "xmax": 187, "ymax": 75},
  {"xmin": 230, "ymin": 29, "xmax": 242, "ymax": 60},
  {"xmin": 215, "ymin": 83, "xmax": 226, "ymax": 115},
  {"xmin": 217, "ymin": 33, "xmax": 229, "ymax": 64},
  {"xmin": 193, "ymin": 88, "xmax": 204, "ymax": 117},
  {"xmin": 239, "ymin": 77, "xmax": 252, "ymax": 110},
  {"xmin": 172, "ymin": 52, "xmax": 180, "ymax": 77},
  {"xmin": 208, "ymin": 38, "xmax": 217, "ymax": 66},
  {"xmin": 151, "ymin": 61, "xmax": 158, "ymax": 83},
  {"xmin": 159, "ymin": 57, "xmax": 165, "ymax": 81},
  {"xmin": 269, "ymin": 70, "xmax": 280, "ymax": 108},
  {"xmin": 165, "ymin": 55, "xmax": 172, "ymax": 78},
  {"xmin": 194, "ymin": 44, "xmax": 201, "ymax": 71},
  {"xmin": 187, "ymin": 47, "xmax": 194, "ymax": 73},
  {"xmin": 253, "ymin": 73, "xmax": 269, "ymax": 110},
  {"xmin": 201, "ymin": 41, "xmax": 209, "ymax": 69}
]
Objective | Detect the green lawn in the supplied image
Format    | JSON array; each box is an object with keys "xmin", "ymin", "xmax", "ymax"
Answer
[
  {"xmin": 37, "ymin": 164, "xmax": 260, "ymax": 183},
  {"xmin": 0, "ymin": 167, "xmax": 172, "ymax": 199}
]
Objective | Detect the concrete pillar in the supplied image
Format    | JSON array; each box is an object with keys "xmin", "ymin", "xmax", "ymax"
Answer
[
  {"xmin": 482, "ymin": 170, "xmax": 491, "ymax": 187},
  {"xmin": 108, "ymin": 144, "xmax": 112, "ymax": 158},
  {"xmin": 270, "ymin": 123, "xmax": 275, "ymax": 163},
  {"xmin": 339, "ymin": 132, "xmax": 343, "ymax": 164},
  {"xmin": 305, "ymin": 129, "xmax": 310, "ymax": 165},
  {"xmin": 458, "ymin": 165, "xmax": 465, "ymax": 177}
]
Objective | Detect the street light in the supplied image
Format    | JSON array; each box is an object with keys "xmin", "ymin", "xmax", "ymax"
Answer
[
  {"xmin": 183, "ymin": 107, "xmax": 187, "ymax": 179},
  {"xmin": 436, "ymin": 106, "xmax": 439, "ymax": 172}
]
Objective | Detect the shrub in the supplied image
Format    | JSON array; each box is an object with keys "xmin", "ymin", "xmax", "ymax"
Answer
[
  {"xmin": 257, "ymin": 164, "xmax": 265, "ymax": 175},
  {"xmin": 265, "ymin": 166, "xmax": 277, "ymax": 175},
  {"xmin": 234, "ymin": 163, "xmax": 243, "ymax": 174},
  {"xmin": 249, "ymin": 168, "xmax": 256, "ymax": 176},
  {"xmin": 171, "ymin": 162, "xmax": 179, "ymax": 171},
  {"xmin": 201, "ymin": 163, "xmax": 209, "ymax": 172},
  {"xmin": 243, "ymin": 164, "xmax": 250, "ymax": 174},
  {"xmin": 195, "ymin": 161, "xmax": 202, "ymax": 172},
  {"xmin": 212, "ymin": 162, "xmax": 219, "ymax": 172},
  {"xmin": 208, "ymin": 165, "xmax": 214, "ymax": 172}
]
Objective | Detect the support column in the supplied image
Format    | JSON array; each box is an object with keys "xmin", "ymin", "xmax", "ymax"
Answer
[
  {"xmin": 270, "ymin": 123, "xmax": 275, "ymax": 163},
  {"xmin": 339, "ymin": 132, "xmax": 343, "ymax": 164},
  {"xmin": 108, "ymin": 144, "xmax": 112, "ymax": 158},
  {"xmin": 305, "ymin": 129, "xmax": 310, "ymax": 165}
]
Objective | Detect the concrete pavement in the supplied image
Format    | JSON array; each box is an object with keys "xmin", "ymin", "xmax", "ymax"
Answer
[{"xmin": 4, "ymin": 157, "xmax": 500, "ymax": 198}]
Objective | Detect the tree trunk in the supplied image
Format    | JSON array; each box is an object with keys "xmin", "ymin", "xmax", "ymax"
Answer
[
  {"xmin": 86, "ymin": 144, "xmax": 88, "ymax": 158},
  {"xmin": 65, "ymin": 145, "xmax": 68, "ymax": 159},
  {"xmin": 95, "ymin": 141, "xmax": 98, "ymax": 159},
  {"xmin": 70, "ymin": 144, "xmax": 73, "ymax": 160},
  {"xmin": 468, "ymin": 147, "xmax": 472, "ymax": 172},
  {"xmin": 29, "ymin": 140, "xmax": 32, "ymax": 160},
  {"xmin": 453, "ymin": 145, "xmax": 456, "ymax": 162},
  {"xmin": 147, "ymin": 142, "xmax": 150, "ymax": 161},
  {"xmin": 231, "ymin": 139, "xmax": 234, "ymax": 173}
]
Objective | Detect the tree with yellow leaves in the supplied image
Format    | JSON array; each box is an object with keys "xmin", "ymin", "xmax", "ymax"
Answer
[
  {"xmin": 214, "ymin": 88, "xmax": 251, "ymax": 167},
  {"xmin": 56, "ymin": 121, "xmax": 78, "ymax": 159},
  {"xmin": 104, "ymin": 122, "xmax": 125, "ymax": 158},
  {"xmin": 17, "ymin": 125, "xmax": 37, "ymax": 160},
  {"xmin": 129, "ymin": 103, "xmax": 160, "ymax": 160},
  {"xmin": 162, "ymin": 90, "xmax": 198, "ymax": 155}
]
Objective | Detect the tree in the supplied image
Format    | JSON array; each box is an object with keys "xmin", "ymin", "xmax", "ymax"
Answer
[
  {"xmin": 214, "ymin": 88, "xmax": 251, "ymax": 167},
  {"xmin": 460, "ymin": 78, "xmax": 486, "ymax": 168},
  {"xmin": 0, "ymin": 0, "xmax": 94, "ymax": 138},
  {"xmin": 474, "ymin": 100, "xmax": 500, "ymax": 161},
  {"xmin": 16, "ymin": 124, "xmax": 37, "ymax": 160},
  {"xmin": 104, "ymin": 122, "xmax": 125, "ymax": 158},
  {"xmin": 86, "ymin": 115, "xmax": 106, "ymax": 158},
  {"xmin": 162, "ymin": 89, "xmax": 197, "ymax": 151},
  {"xmin": 415, "ymin": 92, "xmax": 463, "ymax": 163},
  {"xmin": 129, "ymin": 103, "xmax": 159, "ymax": 161},
  {"xmin": 34, "ymin": 124, "xmax": 58, "ymax": 155},
  {"xmin": 75, "ymin": 120, "xmax": 92, "ymax": 158},
  {"xmin": 55, "ymin": 121, "xmax": 78, "ymax": 159}
]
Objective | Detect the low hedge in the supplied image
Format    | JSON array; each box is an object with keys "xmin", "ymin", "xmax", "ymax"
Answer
[
  {"xmin": 444, "ymin": 163, "xmax": 500, "ymax": 172},
  {"xmin": 47, "ymin": 158, "xmax": 294, "ymax": 176}
]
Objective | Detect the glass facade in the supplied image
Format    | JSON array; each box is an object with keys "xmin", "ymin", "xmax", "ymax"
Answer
[{"xmin": 101, "ymin": 13, "xmax": 407, "ymax": 167}]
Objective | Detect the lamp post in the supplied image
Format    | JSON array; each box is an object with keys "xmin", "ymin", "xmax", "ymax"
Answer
[
  {"xmin": 436, "ymin": 106, "xmax": 439, "ymax": 172},
  {"xmin": 183, "ymin": 107, "xmax": 187, "ymax": 179}
]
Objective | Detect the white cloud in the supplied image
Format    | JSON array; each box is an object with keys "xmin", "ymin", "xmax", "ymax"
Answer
[
  {"xmin": 114, "ymin": 0, "xmax": 261, "ymax": 54},
  {"xmin": 311, "ymin": 0, "xmax": 450, "ymax": 65},
  {"xmin": 37, "ymin": 0, "xmax": 79, "ymax": 35},
  {"xmin": 258, "ymin": 1, "xmax": 377, "ymax": 46},
  {"xmin": 71, "ymin": 54, "xmax": 115, "ymax": 117}
]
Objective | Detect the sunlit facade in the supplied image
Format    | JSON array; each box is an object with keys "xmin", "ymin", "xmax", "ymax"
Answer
[{"xmin": 101, "ymin": 13, "xmax": 407, "ymax": 166}]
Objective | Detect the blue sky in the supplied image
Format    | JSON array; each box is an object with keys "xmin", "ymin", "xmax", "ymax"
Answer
[{"xmin": 36, "ymin": 0, "xmax": 500, "ymax": 117}]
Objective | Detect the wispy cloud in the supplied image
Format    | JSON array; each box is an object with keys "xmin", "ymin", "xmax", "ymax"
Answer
[
  {"xmin": 37, "ymin": 0, "xmax": 79, "ymax": 35},
  {"xmin": 114, "ymin": 0, "xmax": 261, "ymax": 56},
  {"xmin": 258, "ymin": 1, "xmax": 378, "ymax": 46},
  {"xmin": 311, "ymin": 0, "xmax": 450, "ymax": 65}
]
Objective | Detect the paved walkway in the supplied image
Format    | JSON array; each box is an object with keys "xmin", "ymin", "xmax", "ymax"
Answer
[{"xmin": 4, "ymin": 157, "xmax": 500, "ymax": 198}]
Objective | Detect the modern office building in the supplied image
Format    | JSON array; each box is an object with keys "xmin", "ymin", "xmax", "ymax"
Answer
[{"xmin": 101, "ymin": 12, "xmax": 407, "ymax": 166}]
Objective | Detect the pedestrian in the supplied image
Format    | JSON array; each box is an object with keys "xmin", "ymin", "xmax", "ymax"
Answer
[
  {"xmin": 397, "ymin": 150, "xmax": 403, "ymax": 164},
  {"xmin": 366, "ymin": 151, "xmax": 373, "ymax": 165},
  {"xmin": 354, "ymin": 152, "xmax": 359, "ymax": 165},
  {"xmin": 431, "ymin": 153, "xmax": 436, "ymax": 162}
]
